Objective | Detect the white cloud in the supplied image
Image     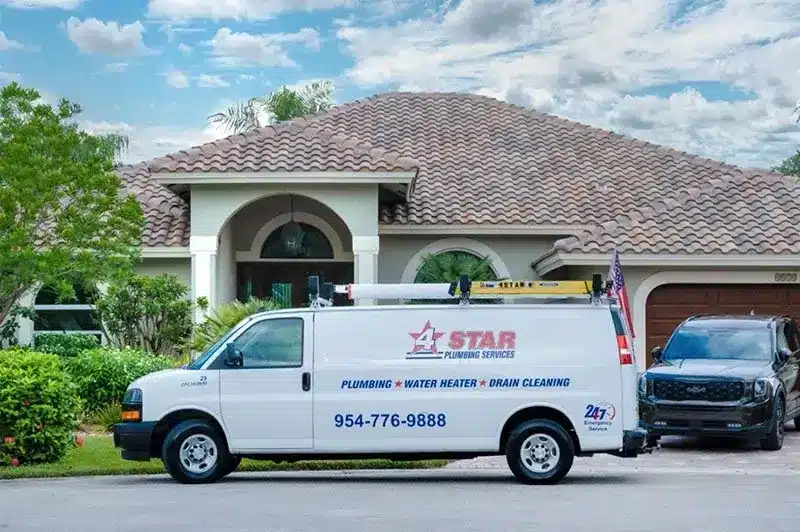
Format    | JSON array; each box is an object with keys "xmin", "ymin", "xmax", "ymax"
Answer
[
  {"xmin": 146, "ymin": 0, "xmax": 354, "ymax": 21},
  {"xmin": 164, "ymin": 68, "xmax": 190, "ymax": 88},
  {"xmin": 82, "ymin": 120, "xmax": 227, "ymax": 165},
  {"xmin": 195, "ymin": 74, "xmax": 230, "ymax": 87},
  {"xmin": 104, "ymin": 62, "xmax": 129, "ymax": 73},
  {"xmin": 177, "ymin": 43, "xmax": 193, "ymax": 54},
  {"xmin": 0, "ymin": 71, "xmax": 21, "ymax": 83},
  {"xmin": 65, "ymin": 17, "xmax": 147, "ymax": 55},
  {"xmin": 206, "ymin": 26, "xmax": 320, "ymax": 68},
  {"xmin": 0, "ymin": 31, "xmax": 24, "ymax": 50},
  {"xmin": 335, "ymin": 0, "xmax": 800, "ymax": 168},
  {"xmin": 0, "ymin": 0, "xmax": 84, "ymax": 8}
]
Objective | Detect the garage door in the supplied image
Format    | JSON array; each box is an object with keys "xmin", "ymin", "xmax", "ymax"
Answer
[{"xmin": 645, "ymin": 284, "xmax": 800, "ymax": 368}]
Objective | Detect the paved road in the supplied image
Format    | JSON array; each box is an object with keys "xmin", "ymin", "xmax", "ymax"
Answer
[
  {"xmin": 2, "ymin": 465, "xmax": 799, "ymax": 531},
  {"xmin": 3, "ymin": 431, "xmax": 799, "ymax": 532}
]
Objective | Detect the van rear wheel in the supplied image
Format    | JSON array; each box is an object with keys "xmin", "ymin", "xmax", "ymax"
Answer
[
  {"xmin": 162, "ymin": 420, "xmax": 231, "ymax": 484},
  {"xmin": 505, "ymin": 419, "xmax": 575, "ymax": 484}
]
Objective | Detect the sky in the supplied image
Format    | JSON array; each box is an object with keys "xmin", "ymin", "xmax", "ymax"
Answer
[{"xmin": 0, "ymin": 0, "xmax": 799, "ymax": 170}]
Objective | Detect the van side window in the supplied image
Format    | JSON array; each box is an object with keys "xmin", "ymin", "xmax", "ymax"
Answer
[{"xmin": 229, "ymin": 317, "xmax": 304, "ymax": 368}]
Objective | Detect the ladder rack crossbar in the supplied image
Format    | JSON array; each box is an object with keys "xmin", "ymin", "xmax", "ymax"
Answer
[{"xmin": 307, "ymin": 274, "xmax": 613, "ymax": 307}]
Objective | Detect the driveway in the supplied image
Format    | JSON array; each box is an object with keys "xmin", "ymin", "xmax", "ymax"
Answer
[{"xmin": 449, "ymin": 428, "xmax": 800, "ymax": 474}]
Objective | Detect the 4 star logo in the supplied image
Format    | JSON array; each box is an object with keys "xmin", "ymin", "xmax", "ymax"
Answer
[{"xmin": 407, "ymin": 320, "xmax": 446, "ymax": 359}]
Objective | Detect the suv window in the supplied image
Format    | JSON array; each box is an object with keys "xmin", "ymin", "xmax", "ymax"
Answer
[
  {"xmin": 229, "ymin": 317, "xmax": 304, "ymax": 368},
  {"xmin": 776, "ymin": 321, "xmax": 790, "ymax": 352}
]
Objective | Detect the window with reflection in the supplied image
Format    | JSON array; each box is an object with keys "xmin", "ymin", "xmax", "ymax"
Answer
[
  {"xmin": 33, "ymin": 283, "xmax": 104, "ymax": 343},
  {"xmin": 230, "ymin": 318, "xmax": 304, "ymax": 368}
]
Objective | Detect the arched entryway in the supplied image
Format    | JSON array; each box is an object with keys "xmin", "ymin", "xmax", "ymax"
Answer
[{"xmin": 232, "ymin": 194, "xmax": 354, "ymax": 307}]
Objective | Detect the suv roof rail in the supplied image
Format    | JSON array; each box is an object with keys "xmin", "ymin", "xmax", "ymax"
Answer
[{"xmin": 306, "ymin": 274, "xmax": 615, "ymax": 308}]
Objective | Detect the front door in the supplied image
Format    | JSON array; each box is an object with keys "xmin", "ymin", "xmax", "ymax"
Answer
[{"xmin": 215, "ymin": 313, "xmax": 314, "ymax": 452}]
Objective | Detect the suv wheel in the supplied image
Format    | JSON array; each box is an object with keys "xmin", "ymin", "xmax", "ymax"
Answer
[
  {"xmin": 760, "ymin": 398, "xmax": 785, "ymax": 451},
  {"xmin": 162, "ymin": 419, "xmax": 231, "ymax": 484},
  {"xmin": 505, "ymin": 419, "xmax": 575, "ymax": 484},
  {"xmin": 794, "ymin": 416, "xmax": 800, "ymax": 431}
]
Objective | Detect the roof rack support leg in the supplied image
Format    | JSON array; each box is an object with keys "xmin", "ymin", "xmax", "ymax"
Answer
[{"xmin": 353, "ymin": 236, "xmax": 380, "ymax": 306}]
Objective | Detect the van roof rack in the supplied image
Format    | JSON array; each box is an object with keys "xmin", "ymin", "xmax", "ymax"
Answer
[{"xmin": 307, "ymin": 274, "xmax": 614, "ymax": 308}]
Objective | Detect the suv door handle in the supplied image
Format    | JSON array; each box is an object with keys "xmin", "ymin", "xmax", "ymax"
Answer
[{"xmin": 302, "ymin": 371, "xmax": 311, "ymax": 391}]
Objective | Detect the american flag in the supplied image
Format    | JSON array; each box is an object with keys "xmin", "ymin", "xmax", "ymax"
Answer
[{"xmin": 608, "ymin": 248, "xmax": 635, "ymax": 338}]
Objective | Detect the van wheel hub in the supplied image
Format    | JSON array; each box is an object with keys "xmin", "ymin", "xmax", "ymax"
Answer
[
  {"xmin": 179, "ymin": 434, "xmax": 218, "ymax": 474},
  {"xmin": 520, "ymin": 433, "xmax": 559, "ymax": 473}
]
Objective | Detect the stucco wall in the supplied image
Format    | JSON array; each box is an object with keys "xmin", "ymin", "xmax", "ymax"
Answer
[
  {"xmin": 230, "ymin": 195, "xmax": 351, "ymax": 253},
  {"xmin": 135, "ymin": 257, "xmax": 192, "ymax": 288}
]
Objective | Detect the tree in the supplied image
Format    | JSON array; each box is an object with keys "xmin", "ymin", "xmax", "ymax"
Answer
[
  {"xmin": 414, "ymin": 251, "xmax": 499, "ymax": 284},
  {"xmin": 94, "ymin": 274, "xmax": 193, "ymax": 356},
  {"xmin": 208, "ymin": 80, "xmax": 335, "ymax": 134},
  {"xmin": 0, "ymin": 82, "xmax": 145, "ymax": 327},
  {"xmin": 774, "ymin": 151, "xmax": 800, "ymax": 176}
]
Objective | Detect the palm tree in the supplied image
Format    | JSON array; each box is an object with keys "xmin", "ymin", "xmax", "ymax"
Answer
[
  {"xmin": 413, "ymin": 251, "xmax": 500, "ymax": 304},
  {"xmin": 208, "ymin": 80, "xmax": 335, "ymax": 134}
]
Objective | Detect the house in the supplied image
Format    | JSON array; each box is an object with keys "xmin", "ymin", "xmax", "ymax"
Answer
[{"xmin": 12, "ymin": 91, "xmax": 800, "ymax": 371}]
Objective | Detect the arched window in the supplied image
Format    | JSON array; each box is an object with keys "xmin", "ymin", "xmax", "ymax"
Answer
[
  {"xmin": 33, "ymin": 283, "xmax": 104, "ymax": 343},
  {"xmin": 260, "ymin": 222, "xmax": 334, "ymax": 259}
]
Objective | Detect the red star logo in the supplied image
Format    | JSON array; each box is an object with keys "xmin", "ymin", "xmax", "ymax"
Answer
[
  {"xmin": 479, "ymin": 379, "xmax": 488, "ymax": 387},
  {"xmin": 395, "ymin": 380, "xmax": 403, "ymax": 388},
  {"xmin": 409, "ymin": 320, "xmax": 446, "ymax": 354}
]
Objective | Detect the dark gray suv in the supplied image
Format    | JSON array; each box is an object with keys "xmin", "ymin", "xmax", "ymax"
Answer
[{"xmin": 638, "ymin": 315, "xmax": 800, "ymax": 450}]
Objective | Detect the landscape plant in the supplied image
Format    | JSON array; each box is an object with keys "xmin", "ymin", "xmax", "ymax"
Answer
[
  {"xmin": 0, "ymin": 82, "xmax": 145, "ymax": 328},
  {"xmin": 94, "ymin": 273, "xmax": 193, "ymax": 356},
  {"xmin": 32, "ymin": 332, "xmax": 100, "ymax": 358},
  {"xmin": 63, "ymin": 347, "xmax": 175, "ymax": 414},
  {"xmin": 0, "ymin": 349, "xmax": 82, "ymax": 465}
]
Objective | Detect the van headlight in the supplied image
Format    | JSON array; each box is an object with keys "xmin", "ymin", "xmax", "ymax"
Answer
[
  {"xmin": 753, "ymin": 379, "xmax": 770, "ymax": 398},
  {"xmin": 638, "ymin": 374, "xmax": 648, "ymax": 396}
]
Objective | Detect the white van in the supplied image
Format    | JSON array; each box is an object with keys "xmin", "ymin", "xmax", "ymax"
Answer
[{"xmin": 112, "ymin": 275, "xmax": 651, "ymax": 485}]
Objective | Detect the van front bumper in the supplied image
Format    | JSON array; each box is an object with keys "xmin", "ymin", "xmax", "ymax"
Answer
[{"xmin": 112, "ymin": 422, "xmax": 157, "ymax": 461}]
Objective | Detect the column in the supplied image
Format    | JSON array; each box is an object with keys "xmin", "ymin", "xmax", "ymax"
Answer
[
  {"xmin": 190, "ymin": 235, "xmax": 218, "ymax": 323},
  {"xmin": 352, "ymin": 236, "xmax": 379, "ymax": 306}
]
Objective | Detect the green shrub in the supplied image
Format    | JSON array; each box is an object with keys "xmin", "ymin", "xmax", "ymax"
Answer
[
  {"xmin": 0, "ymin": 349, "xmax": 82, "ymax": 465},
  {"xmin": 184, "ymin": 297, "xmax": 288, "ymax": 354},
  {"xmin": 33, "ymin": 333, "xmax": 100, "ymax": 357},
  {"xmin": 64, "ymin": 347, "xmax": 175, "ymax": 414},
  {"xmin": 86, "ymin": 401, "xmax": 123, "ymax": 431},
  {"xmin": 95, "ymin": 273, "xmax": 193, "ymax": 356}
]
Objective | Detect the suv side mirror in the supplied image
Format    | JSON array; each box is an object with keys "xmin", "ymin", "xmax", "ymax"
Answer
[
  {"xmin": 650, "ymin": 346, "xmax": 663, "ymax": 362},
  {"xmin": 224, "ymin": 343, "xmax": 243, "ymax": 367},
  {"xmin": 777, "ymin": 347, "xmax": 792, "ymax": 363}
]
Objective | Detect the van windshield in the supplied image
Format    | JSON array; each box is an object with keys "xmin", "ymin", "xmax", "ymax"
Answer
[
  {"xmin": 184, "ymin": 320, "xmax": 247, "ymax": 370},
  {"xmin": 662, "ymin": 326, "xmax": 772, "ymax": 361}
]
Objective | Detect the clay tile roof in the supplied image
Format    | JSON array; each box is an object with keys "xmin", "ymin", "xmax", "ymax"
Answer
[
  {"xmin": 117, "ymin": 163, "xmax": 189, "ymax": 247},
  {"xmin": 146, "ymin": 117, "xmax": 420, "ymax": 174},
  {"xmin": 552, "ymin": 169, "xmax": 800, "ymax": 255},
  {"xmin": 122, "ymin": 90, "xmax": 790, "ymax": 249}
]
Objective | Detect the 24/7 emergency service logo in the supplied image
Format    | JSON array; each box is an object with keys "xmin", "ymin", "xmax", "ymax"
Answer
[
  {"xmin": 406, "ymin": 320, "xmax": 516, "ymax": 360},
  {"xmin": 584, "ymin": 402, "xmax": 616, "ymax": 432}
]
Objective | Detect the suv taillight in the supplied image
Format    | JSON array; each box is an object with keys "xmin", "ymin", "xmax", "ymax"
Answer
[{"xmin": 617, "ymin": 335, "xmax": 633, "ymax": 365}]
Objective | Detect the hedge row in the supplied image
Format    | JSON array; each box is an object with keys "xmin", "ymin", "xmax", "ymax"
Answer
[{"xmin": 0, "ymin": 347, "xmax": 175, "ymax": 466}]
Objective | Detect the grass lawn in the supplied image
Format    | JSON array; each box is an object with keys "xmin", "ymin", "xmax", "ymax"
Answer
[{"xmin": 0, "ymin": 434, "xmax": 450, "ymax": 480}]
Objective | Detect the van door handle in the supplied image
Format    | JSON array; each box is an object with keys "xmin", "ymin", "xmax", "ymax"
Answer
[{"xmin": 302, "ymin": 372, "xmax": 311, "ymax": 391}]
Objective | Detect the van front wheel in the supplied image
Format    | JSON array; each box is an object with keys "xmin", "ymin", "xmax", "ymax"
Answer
[
  {"xmin": 505, "ymin": 419, "xmax": 575, "ymax": 484},
  {"xmin": 162, "ymin": 420, "xmax": 231, "ymax": 484}
]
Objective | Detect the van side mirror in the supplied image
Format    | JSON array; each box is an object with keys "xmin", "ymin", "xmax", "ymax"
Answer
[
  {"xmin": 778, "ymin": 347, "xmax": 792, "ymax": 363},
  {"xmin": 650, "ymin": 346, "xmax": 663, "ymax": 362},
  {"xmin": 224, "ymin": 343, "xmax": 243, "ymax": 367}
]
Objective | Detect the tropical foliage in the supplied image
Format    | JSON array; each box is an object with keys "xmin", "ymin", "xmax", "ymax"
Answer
[
  {"xmin": 0, "ymin": 82, "xmax": 145, "ymax": 327},
  {"xmin": 414, "ymin": 251, "xmax": 499, "ymax": 283},
  {"xmin": 208, "ymin": 80, "xmax": 335, "ymax": 134}
]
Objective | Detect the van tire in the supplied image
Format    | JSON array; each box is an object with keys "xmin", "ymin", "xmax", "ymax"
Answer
[
  {"xmin": 505, "ymin": 419, "xmax": 575, "ymax": 484},
  {"xmin": 221, "ymin": 455, "xmax": 242, "ymax": 477},
  {"xmin": 161, "ymin": 420, "xmax": 231, "ymax": 484}
]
